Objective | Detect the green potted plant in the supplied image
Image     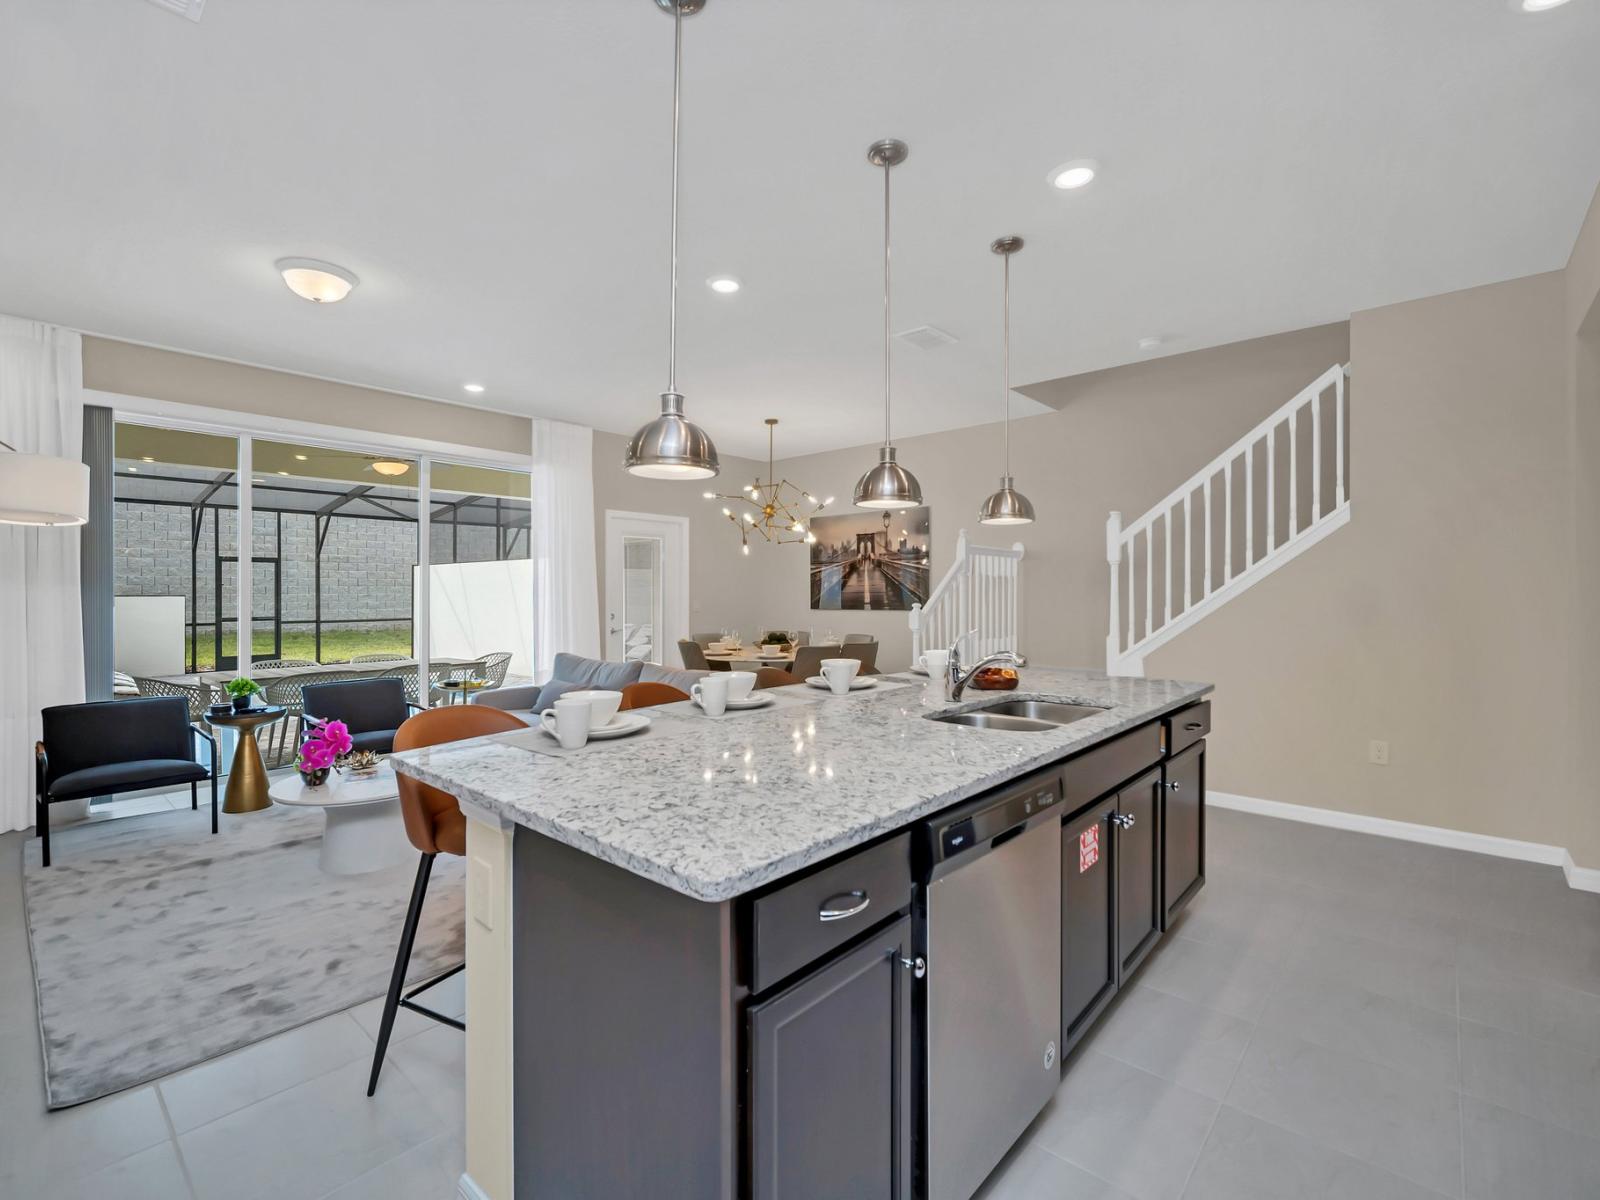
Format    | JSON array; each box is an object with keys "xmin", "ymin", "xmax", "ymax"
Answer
[{"xmin": 224, "ymin": 677, "xmax": 263, "ymax": 713}]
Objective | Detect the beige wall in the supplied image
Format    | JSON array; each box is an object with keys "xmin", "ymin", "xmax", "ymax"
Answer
[
  {"xmin": 1567, "ymin": 182, "xmax": 1600, "ymax": 865},
  {"xmin": 750, "ymin": 323, "xmax": 1351, "ymax": 671},
  {"xmin": 82, "ymin": 336, "xmax": 529, "ymax": 454},
  {"xmin": 590, "ymin": 431, "xmax": 769, "ymax": 657},
  {"xmin": 1150, "ymin": 272, "xmax": 1573, "ymax": 853}
]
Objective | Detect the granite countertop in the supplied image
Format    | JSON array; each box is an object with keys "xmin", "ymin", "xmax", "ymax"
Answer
[{"xmin": 388, "ymin": 667, "xmax": 1212, "ymax": 902}]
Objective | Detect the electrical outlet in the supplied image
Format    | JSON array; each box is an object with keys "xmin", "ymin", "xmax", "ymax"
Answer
[{"xmin": 1368, "ymin": 739, "xmax": 1389, "ymax": 766}]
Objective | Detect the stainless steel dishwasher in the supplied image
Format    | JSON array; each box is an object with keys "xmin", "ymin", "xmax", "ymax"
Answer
[{"xmin": 921, "ymin": 770, "xmax": 1063, "ymax": 1200}]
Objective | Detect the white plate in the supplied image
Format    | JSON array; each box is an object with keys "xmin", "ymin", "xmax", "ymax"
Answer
[
  {"xmin": 543, "ymin": 712, "xmax": 651, "ymax": 742},
  {"xmin": 908, "ymin": 664, "xmax": 928, "ymax": 676},
  {"xmin": 805, "ymin": 675, "xmax": 878, "ymax": 691},
  {"xmin": 721, "ymin": 692, "xmax": 777, "ymax": 710}
]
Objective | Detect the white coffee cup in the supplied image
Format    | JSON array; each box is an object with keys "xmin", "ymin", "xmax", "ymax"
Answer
[
  {"xmin": 820, "ymin": 657, "xmax": 860, "ymax": 695},
  {"xmin": 540, "ymin": 697, "xmax": 593, "ymax": 749},
  {"xmin": 563, "ymin": 689, "xmax": 622, "ymax": 730},
  {"xmin": 918, "ymin": 648, "xmax": 951, "ymax": 678},
  {"xmin": 691, "ymin": 674, "xmax": 730, "ymax": 716},
  {"xmin": 725, "ymin": 671, "xmax": 757, "ymax": 702}
]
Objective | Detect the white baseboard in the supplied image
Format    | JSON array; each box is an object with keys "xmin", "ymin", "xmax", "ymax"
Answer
[
  {"xmin": 1209, "ymin": 791, "xmax": 1600, "ymax": 893},
  {"xmin": 457, "ymin": 1173, "xmax": 492, "ymax": 1200}
]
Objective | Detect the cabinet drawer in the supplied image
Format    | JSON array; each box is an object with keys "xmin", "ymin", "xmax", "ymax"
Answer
[
  {"xmin": 1162, "ymin": 702, "xmax": 1210, "ymax": 756},
  {"xmin": 751, "ymin": 833, "xmax": 912, "ymax": 993},
  {"xmin": 1061, "ymin": 723, "xmax": 1162, "ymax": 809}
]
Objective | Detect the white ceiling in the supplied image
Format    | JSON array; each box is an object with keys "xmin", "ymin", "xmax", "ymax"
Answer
[{"xmin": 2, "ymin": 0, "xmax": 1598, "ymax": 458}]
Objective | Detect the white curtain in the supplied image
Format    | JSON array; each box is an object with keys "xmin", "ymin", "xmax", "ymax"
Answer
[
  {"xmin": 529, "ymin": 417, "xmax": 599, "ymax": 683},
  {"xmin": 0, "ymin": 317, "xmax": 86, "ymax": 832}
]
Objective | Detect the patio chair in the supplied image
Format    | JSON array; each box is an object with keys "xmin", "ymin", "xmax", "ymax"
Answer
[
  {"xmin": 35, "ymin": 697, "xmax": 219, "ymax": 867},
  {"xmin": 132, "ymin": 675, "xmax": 218, "ymax": 723},
  {"xmin": 478, "ymin": 652, "xmax": 513, "ymax": 688},
  {"xmin": 351, "ymin": 653, "xmax": 410, "ymax": 664},
  {"xmin": 251, "ymin": 658, "xmax": 319, "ymax": 670},
  {"xmin": 380, "ymin": 661, "xmax": 453, "ymax": 708}
]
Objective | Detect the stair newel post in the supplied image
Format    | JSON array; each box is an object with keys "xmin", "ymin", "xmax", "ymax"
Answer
[
  {"xmin": 1105, "ymin": 511, "xmax": 1123, "ymax": 672},
  {"xmin": 909, "ymin": 602, "xmax": 923, "ymax": 662}
]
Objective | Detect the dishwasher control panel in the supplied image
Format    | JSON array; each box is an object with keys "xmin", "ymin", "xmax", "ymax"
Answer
[{"xmin": 929, "ymin": 771, "xmax": 1063, "ymax": 864}]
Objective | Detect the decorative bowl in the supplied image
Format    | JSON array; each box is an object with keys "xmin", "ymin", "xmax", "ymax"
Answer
[
  {"xmin": 970, "ymin": 666, "xmax": 1020, "ymax": 691},
  {"xmin": 344, "ymin": 749, "xmax": 383, "ymax": 777}
]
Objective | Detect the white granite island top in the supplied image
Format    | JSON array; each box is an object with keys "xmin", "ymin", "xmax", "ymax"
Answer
[{"xmin": 389, "ymin": 667, "xmax": 1211, "ymax": 902}]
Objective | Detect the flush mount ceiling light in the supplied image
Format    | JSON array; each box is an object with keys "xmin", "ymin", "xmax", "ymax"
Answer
[
  {"xmin": 707, "ymin": 276, "xmax": 741, "ymax": 294},
  {"xmin": 0, "ymin": 438, "xmax": 90, "ymax": 526},
  {"xmin": 853, "ymin": 138, "xmax": 923, "ymax": 511},
  {"xmin": 1047, "ymin": 159, "xmax": 1099, "ymax": 191},
  {"xmin": 625, "ymin": 0, "xmax": 721, "ymax": 481},
  {"xmin": 1138, "ymin": 335, "xmax": 1164, "ymax": 352},
  {"xmin": 979, "ymin": 237, "xmax": 1036, "ymax": 527},
  {"xmin": 462, "ymin": 382, "xmax": 485, "ymax": 394},
  {"xmin": 370, "ymin": 459, "xmax": 410, "ymax": 477},
  {"xmin": 1514, "ymin": 0, "xmax": 1572, "ymax": 10},
  {"xmin": 275, "ymin": 257, "xmax": 359, "ymax": 303}
]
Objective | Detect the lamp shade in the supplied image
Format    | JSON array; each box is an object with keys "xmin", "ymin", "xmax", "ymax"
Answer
[
  {"xmin": 0, "ymin": 451, "xmax": 90, "ymax": 526},
  {"xmin": 853, "ymin": 445, "xmax": 922, "ymax": 510},
  {"xmin": 625, "ymin": 392, "xmax": 720, "ymax": 480},
  {"xmin": 978, "ymin": 476, "xmax": 1035, "ymax": 526}
]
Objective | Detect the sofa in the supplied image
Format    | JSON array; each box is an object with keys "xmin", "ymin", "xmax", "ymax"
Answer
[{"xmin": 472, "ymin": 654, "xmax": 710, "ymax": 725}]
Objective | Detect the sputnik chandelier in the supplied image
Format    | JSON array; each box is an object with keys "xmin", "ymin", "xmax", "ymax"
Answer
[{"xmin": 704, "ymin": 419, "xmax": 832, "ymax": 555}]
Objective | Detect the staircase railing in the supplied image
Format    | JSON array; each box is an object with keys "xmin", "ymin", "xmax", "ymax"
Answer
[
  {"xmin": 909, "ymin": 529, "xmax": 1025, "ymax": 665},
  {"xmin": 1107, "ymin": 362, "xmax": 1351, "ymax": 676}
]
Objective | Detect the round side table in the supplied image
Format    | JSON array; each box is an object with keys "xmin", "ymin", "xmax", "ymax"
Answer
[
  {"xmin": 269, "ymin": 764, "xmax": 413, "ymax": 875},
  {"xmin": 207, "ymin": 705, "xmax": 287, "ymax": 815},
  {"xmin": 437, "ymin": 679, "xmax": 490, "ymax": 705}
]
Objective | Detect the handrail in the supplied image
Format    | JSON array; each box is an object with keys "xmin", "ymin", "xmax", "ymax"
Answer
[{"xmin": 910, "ymin": 529, "xmax": 1025, "ymax": 665}]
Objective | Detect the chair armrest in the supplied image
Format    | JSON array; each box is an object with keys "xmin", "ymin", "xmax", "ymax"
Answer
[
  {"xmin": 406, "ymin": 703, "xmax": 426, "ymax": 716},
  {"xmin": 35, "ymin": 741, "xmax": 47, "ymax": 796},
  {"xmin": 472, "ymin": 684, "xmax": 540, "ymax": 711},
  {"xmin": 191, "ymin": 723, "xmax": 220, "ymax": 776}
]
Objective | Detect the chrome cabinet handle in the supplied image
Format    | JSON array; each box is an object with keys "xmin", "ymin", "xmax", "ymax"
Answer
[
  {"xmin": 1184, "ymin": 721, "xmax": 1203, "ymax": 731},
  {"xmin": 1111, "ymin": 813, "xmax": 1135, "ymax": 830},
  {"xmin": 900, "ymin": 955, "xmax": 927, "ymax": 979},
  {"xmin": 819, "ymin": 890, "xmax": 870, "ymax": 922},
  {"xmin": 1167, "ymin": 780, "xmax": 1181, "ymax": 791}
]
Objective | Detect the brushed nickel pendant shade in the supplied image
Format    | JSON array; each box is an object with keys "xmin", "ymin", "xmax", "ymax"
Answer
[
  {"xmin": 625, "ymin": 0, "xmax": 720, "ymax": 480},
  {"xmin": 979, "ymin": 235, "xmax": 1035, "ymax": 526},
  {"xmin": 854, "ymin": 139, "xmax": 923, "ymax": 510}
]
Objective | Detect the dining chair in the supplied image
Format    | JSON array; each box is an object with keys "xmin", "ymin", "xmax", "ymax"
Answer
[
  {"xmin": 618, "ymin": 682, "xmax": 691, "ymax": 710},
  {"xmin": 840, "ymin": 640, "xmax": 879, "ymax": 674},
  {"xmin": 368, "ymin": 704, "xmax": 528, "ymax": 1096},
  {"xmin": 754, "ymin": 667, "xmax": 799, "ymax": 689},
  {"xmin": 679, "ymin": 639, "xmax": 711, "ymax": 671},
  {"xmin": 691, "ymin": 632, "xmax": 721, "ymax": 648},
  {"xmin": 792, "ymin": 631, "xmax": 811, "ymax": 647},
  {"xmin": 842, "ymin": 633, "xmax": 875, "ymax": 644},
  {"xmin": 790, "ymin": 644, "xmax": 843, "ymax": 679}
]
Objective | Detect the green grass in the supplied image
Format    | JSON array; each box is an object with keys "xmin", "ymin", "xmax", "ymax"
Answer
[{"xmin": 193, "ymin": 626, "xmax": 413, "ymax": 671}]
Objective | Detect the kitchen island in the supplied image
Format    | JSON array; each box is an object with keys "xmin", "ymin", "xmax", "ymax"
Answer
[{"xmin": 391, "ymin": 667, "xmax": 1212, "ymax": 1200}]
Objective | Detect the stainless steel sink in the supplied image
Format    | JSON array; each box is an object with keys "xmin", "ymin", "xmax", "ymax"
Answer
[{"xmin": 929, "ymin": 699, "xmax": 1109, "ymax": 732}]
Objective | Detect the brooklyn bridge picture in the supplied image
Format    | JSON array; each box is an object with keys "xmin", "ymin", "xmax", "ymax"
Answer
[{"xmin": 808, "ymin": 507, "xmax": 931, "ymax": 611}]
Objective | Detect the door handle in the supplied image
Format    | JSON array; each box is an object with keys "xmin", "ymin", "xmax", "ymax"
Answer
[{"xmin": 818, "ymin": 890, "xmax": 870, "ymax": 922}]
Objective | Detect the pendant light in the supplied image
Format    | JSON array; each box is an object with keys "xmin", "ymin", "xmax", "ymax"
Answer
[
  {"xmin": 624, "ymin": 0, "xmax": 721, "ymax": 480},
  {"xmin": 853, "ymin": 139, "xmax": 922, "ymax": 510},
  {"xmin": 0, "ymin": 439, "xmax": 90, "ymax": 526},
  {"xmin": 978, "ymin": 236, "xmax": 1036, "ymax": 525}
]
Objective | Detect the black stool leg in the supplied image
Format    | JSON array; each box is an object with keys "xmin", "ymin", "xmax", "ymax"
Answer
[
  {"xmin": 38, "ymin": 796, "xmax": 50, "ymax": 868},
  {"xmin": 191, "ymin": 780, "xmax": 198, "ymax": 811},
  {"xmin": 210, "ymin": 772, "xmax": 218, "ymax": 835},
  {"xmin": 368, "ymin": 852, "xmax": 435, "ymax": 1096}
]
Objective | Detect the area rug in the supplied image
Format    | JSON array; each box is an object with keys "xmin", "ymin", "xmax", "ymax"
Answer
[{"xmin": 20, "ymin": 801, "xmax": 464, "ymax": 1108}]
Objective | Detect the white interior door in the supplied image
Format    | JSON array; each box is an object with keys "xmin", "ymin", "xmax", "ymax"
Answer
[{"xmin": 604, "ymin": 511, "xmax": 689, "ymax": 665}]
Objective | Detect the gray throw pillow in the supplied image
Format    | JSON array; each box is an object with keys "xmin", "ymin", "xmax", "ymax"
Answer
[
  {"xmin": 550, "ymin": 653, "xmax": 645, "ymax": 690},
  {"xmin": 532, "ymin": 679, "xmax": 587, "ymax": 711},
  {"xmin": 639, "ymin": 663, "xmax": 708, "ymax": 693}
]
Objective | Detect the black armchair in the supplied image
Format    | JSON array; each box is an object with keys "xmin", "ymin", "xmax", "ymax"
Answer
[
  {"xmin": 35, "ymin": 697, "xmax": 218, "ymax": 868},
  {"xmin": 301, "ymin": 677, "xmax": 419, "ymax": 756}
]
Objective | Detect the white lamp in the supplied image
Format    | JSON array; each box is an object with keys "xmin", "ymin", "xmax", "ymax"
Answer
[{"xmin": 0, "ymin": 440, "xmax": 90, "ymax": 526}]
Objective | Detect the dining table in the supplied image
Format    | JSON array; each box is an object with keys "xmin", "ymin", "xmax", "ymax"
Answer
[
  {"xmin": 701, "ymin": 645, "xmax": 798, "ymax": 671},
  {"xmin": 158, "ymin": 657, "xmax": 478, "ymax": 689}
]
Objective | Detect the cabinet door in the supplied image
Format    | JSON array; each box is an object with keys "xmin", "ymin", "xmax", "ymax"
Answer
[
  {"xmin": 1162, "ymin": 741, "xmax": 1205, "ymax": 927},
  {"xmin": 749, "ymin": 916, "xmax": 913, "ymax": 1200},
  {"xmin": 1062, "ymin": 803, "xmax": 1117, "ymax": 1053},
  {"xmin": 1115, "ymin": 767, "xmax": 1162, "ymax": 984}
]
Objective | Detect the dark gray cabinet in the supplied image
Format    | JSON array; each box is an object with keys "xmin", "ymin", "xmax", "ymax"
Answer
[
  {"xmin": 1115, "ymin": 767, "xmax": 1162, "ymax": 983},
  {"xmin": 1162, "ymin": 740, "xmax": 1205, "ymax": 927},
  {"xmin": 748, "ymin": 915, "xmax": 914, "ymax": 1200},
  {"xmin": 1061, "ymin": 801, "xmax": 1118, "ymax": 1053}
]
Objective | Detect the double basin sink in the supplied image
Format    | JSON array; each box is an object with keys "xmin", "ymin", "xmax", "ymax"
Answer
[{"xmin": 929, "ymin": 699, "xmax": 1109, "ymax": 733}]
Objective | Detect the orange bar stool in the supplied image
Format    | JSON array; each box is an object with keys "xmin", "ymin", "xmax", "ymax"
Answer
[
  {"xmin": 753, "ymin": 666, "xmax": 798, "ymax": 689},
  {"xmin": 367, "ymin": 704, "xmax": 527, "ymax": 1097},
  {"xmin": 618, "ymin": 681, "xmax": 690, "ymax": 710}
]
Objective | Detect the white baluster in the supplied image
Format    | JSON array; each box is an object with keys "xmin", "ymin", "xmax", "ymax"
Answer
[
  {"xmin": 1163, "ymin": 509, "xmax": 1173, "ymax": 626},
  {"xmin": 1126, "ymin": 533, "xmax": 1134, "ymax": 650},
  {"xmin": 1312, "ymin": 389, "xmax": 1322, "ymax": 522},
  {"xmin": 1144, "ymin": 527, "xmax": 1153, "ymax": 639},
  {"xmin": 1336, "ymin": 367, "xmax": 1347, "ymax": 507},
  {"xmin": 1245, "ymin": 443, "xmax": 1254, "ymax": 568},
  {"xmin": 1267, "ymin": 423, "xmax": 1276, "ymax": 553},
  {"xmin": 1203, "ymin": 476, "xmax": 1213, "ymax": 597},
  {"xmin": 1224, "ymin": 457, "xmax": 1234, "ymax": 584},
  {"xmin": 1289, "ymin": 404, "xmax": 1299, "ymax": 538},
  {"xmin": 1183, "ymin": 492, "xmax": 1192, "ymax": 611}
]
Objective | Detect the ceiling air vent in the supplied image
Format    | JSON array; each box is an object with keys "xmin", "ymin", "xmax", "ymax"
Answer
[
  {"xmin": 895, "ymin": 325, "xmax": 958, "ymax": 350},
  {"xmin": 144, "ymin": 0, "xmax": 205, "ymax": 21}
]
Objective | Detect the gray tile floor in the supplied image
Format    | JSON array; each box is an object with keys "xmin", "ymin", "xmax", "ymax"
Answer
[{"xmin": 3, "ymin": 807, "xmax": 1599, "ymax": 1198}]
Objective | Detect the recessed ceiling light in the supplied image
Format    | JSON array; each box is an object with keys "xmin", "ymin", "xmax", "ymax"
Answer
[
  {"xmin": 294, "ymin": 453, "xmax": 308, "ymax": 460},
  {"xmin": 1138, "ymin": 335, "xmax": 1164, "ymax": 352},
  {"xmin": 141, "ymin": 456, "xmax": 155, "ymax": 463},
  {"xmin": 462, "ymin": 382, "xmax": 485, "ymax": 394},
  {"xmin": 1515, "ymin": 0, "xmax": 1571, "ymax": 10},
  {"xmin": 1047, "ymin": 159, "xmax": 1099, "ymax": 191},
  {"xmin": 277, "ymin": 470, "xmax": 289, "ymax": 476},
  {"xmin": 707, "ymin": 276, "xmax": 741, "ymax": 294},
  {"xmin": 127, "ymin": 465, "xmax": 139, "ymax": 473},
  {"xmin": 275, "ymin": 257, "xmax": 359, "ymax": 303}
]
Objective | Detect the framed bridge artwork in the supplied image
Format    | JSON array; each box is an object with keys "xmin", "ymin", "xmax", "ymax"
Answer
[{"xmin": 809, "ymin": 507, "xmax": 931, "ymax": 611}]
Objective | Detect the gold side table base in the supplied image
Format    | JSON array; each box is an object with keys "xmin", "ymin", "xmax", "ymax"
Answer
[{"xmin": 210, "ymin": 707, "xmax": 288, "ymax": 815}]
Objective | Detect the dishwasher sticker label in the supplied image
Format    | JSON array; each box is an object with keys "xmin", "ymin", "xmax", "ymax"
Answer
[{"xmin": 1078, "ymin": 826, "xmax": 1100, "ymax": 873}]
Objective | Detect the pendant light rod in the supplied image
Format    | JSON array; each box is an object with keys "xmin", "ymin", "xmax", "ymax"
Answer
[
  {"xmin": 882, "ymin": 148, "xmax": 892, "ymax": 448},
  {"xmin": 1003, "ymin": 243, "xmax": 1012, "ymax": 474},
  {"xmin": 666, "ymin": 0, "xmax": 683, "ymax": 393},
  {"xmin": 980, "ymin": 235, "xmax": 1034, "ymax": 526}
]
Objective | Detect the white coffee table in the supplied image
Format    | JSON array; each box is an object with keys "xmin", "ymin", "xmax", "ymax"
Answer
[{"xmin": 268, "ymin": 763, "xmax": 414, "ymax": 876}]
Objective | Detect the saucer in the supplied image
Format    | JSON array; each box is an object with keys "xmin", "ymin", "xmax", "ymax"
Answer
[
  {"xmin": 804, "ymin": 675, "xmax": 877, "ymax": 691},
  {"xmin": 541, "ymin": 712, "xmax": 650, "ymax": 742}
]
